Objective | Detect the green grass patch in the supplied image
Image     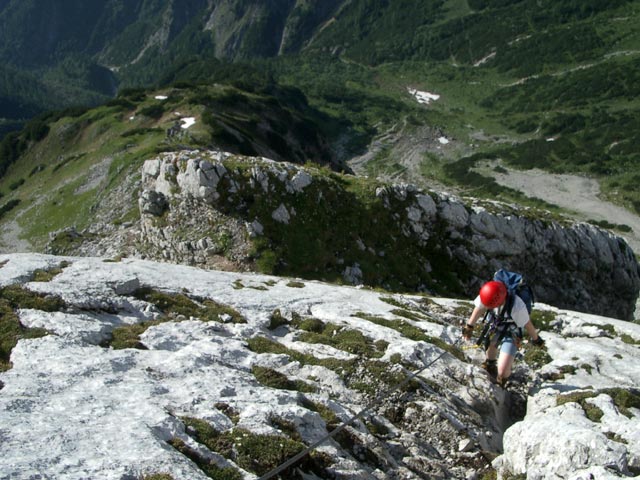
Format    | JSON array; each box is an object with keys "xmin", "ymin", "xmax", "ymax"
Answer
[
  {"xmin": 269, "ymin": 415, "xmax": 303, "ymax": 442},
  {"xmin": 106, "ymin": 320, "xmax": 162, "ymax": 350},
  {"xmin": 353, "ymin": 312, "xmax": 466, "ymax": 362},
  {"xmin": 214, "ymin": 402, "xmax": 240, "ymax": 424},
  {"xmin": 581, "ymin": 364, "xmax": 593, "ymax": 375},
  {"xmin": 298, "ymin": 396, "xmax": 340, "ymax": 430},
  {"xmin": 252, "ymin": 365, "xmax": 316, "ymax": 393},
  {"xmin": 105, "ymin": 288, "xmax": 246, "ymax": 349},
  {"xmin": 557, "ymin": 388, "xmax": 640, "ymax": 420},
  {"xmin": 142, "ymin": 474, "xmax": 175, "ymax": 480},
  {"xmin": 522, "ymin": 342, "xmax": 553, "ymax": 368},
  {"xmin": 390, "ymin": 308, "xmax": 428, "ymax": 322},
  {"xmin": 584, "ymin": 322, "xmax": 616, "ymax": 337},
  {"xmin": 291, "ymin": 315, "xmax": 325, "ymax": 333},
  {"xmin": 179, "ymin": 417, "xmax": 327, "ymax": 477},
  {"xmin": 267, "ymin": 308, "xmax": 289, "ymax": 330},
  {"xmin": 296, "ymin": 319, "xmax": 388, "ymax": 358},
  {"xmin": 604, "ymin": 431, "xmax": 628, "ymax": 445},
  {"xmin": 31, "ymin": 261, "xmax": 71, "ymax": 282},
  {"xmin": 168, "ymin": 437, "xmax": 243, "ymax": 480},
  {"xmin": 556, "ymin": 391, "xmax": 604, "ymax": 422},
  {"xmin": 530, "ymin": 310, "xmax": 558, "ymax": 331},
  {"xmin": 133, "ymin": 287, "xmax": 246, "ymax": 324},
  {"xmin": 246, "ymin": 336, "xmax": 417, "ymax": 397},
  {"xmin": 0, "ymin": 284, "xmax": 65, "ymax": 370},
  {"xmin": 452, "ymin": 303, "xmax": 474, "ymax": 319},
  {"xmin": 621, "ymin": 333, "xmax": 640, "ymax": 345}
]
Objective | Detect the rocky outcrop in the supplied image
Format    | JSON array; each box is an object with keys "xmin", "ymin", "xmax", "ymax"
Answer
[
  {"xmin": 138, "ymin": 150, "xmax": 640, "ymax": 320},
  {"xmin": 1, "ymin": 254, "xmax": 639, "ymax": 479}
]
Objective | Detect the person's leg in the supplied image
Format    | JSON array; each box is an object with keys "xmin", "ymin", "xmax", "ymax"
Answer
[
  {"xmin": 497, "ymin": 351, "xmax": 514, "ymax": 378},
  {"xmin": 496, "ymin": 336, "xmax": 517, "ymax": 385},
  {"xmin": 486, "ymin": 343, "xmax": 498, "ymax": 361},
  {"xmin": 482, "ymin": 342, "xmax": 499, "ymax": 378}
]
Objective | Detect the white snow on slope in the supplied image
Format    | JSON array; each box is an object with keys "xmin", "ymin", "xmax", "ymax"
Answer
[
  {"xmin": 1, "ymin": 253, "xmax": 639, "ymax": 480},
  {"xmin": 180, "ymin": 117, "xmax": 196, "ymax": 129},
  {"xmin": 408, "ymin": 88, "xmax": 440, "ymax": 105}
]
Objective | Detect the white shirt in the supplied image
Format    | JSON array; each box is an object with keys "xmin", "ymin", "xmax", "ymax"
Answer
[{"xmin": 474, "ymin": 294, "xmax": 530, "ymax": 328}]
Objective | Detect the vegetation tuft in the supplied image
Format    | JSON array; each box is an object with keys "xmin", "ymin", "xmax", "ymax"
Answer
[
  {"xmin": 353, "ymin": 312, "xmax": 466, "ymax": 362},
  {"xmin": 104, "ymin": 288, "xmax": 246, "ymax": 349},
  {"xmin": 133, "ymin": 287, "xmax": 246, "ymax": 324},
  {"xmin": 252, "ymin": 365, "xmax": 317, "ymax": 393},
  {"xmin": 168, "ymin": 437, "xmax": 243, "ymax": 480},
  {"xmin": 179, "ymin": 417, "xmax": 331, "ymax": 477},
  {"xmin": 0, "ymin": 284, "xmax": 66, "ymax": 371},
  {"xmin": 557, "ymin": 388, "xmax": 640, "ymax": 420},
  {"xmin": 247, "ymin": 336, "xmax": 417, "ymax": 397},
  {"xmin": 295, "ymin": 319, "xmax": 388, "ymax": 358}
]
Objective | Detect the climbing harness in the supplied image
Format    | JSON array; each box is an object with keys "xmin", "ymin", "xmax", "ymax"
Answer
[
  {"xmin": 257, "ymin": 336, "xmax": 463, "ymax": 480},
  {"xmin": 475, "ymin": 309, "xmax": 522, "ymax": 351}
]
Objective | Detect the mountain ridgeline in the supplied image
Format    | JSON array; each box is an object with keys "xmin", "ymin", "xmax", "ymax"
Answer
[{"xmin": 1, "ymin": 0, "xmax": 639, "ymax": 211}]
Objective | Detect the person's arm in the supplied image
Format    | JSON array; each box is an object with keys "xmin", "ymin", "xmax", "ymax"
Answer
[
  {"xmin": 463, "ymin": 304, "xmax": 486, "ymax": 339},
  {"xmin": 525, "ymin": 319, "xmax": 545, "ymax": 346}
]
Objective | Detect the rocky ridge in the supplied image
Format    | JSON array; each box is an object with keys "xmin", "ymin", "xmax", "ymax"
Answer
[
  {"xmin": 0, "ymin": 254, "xmax": 639, "ymax": 479},
  {"xmin": 133, "ymin": 150, "xmax": 639, "ymax": 320}
]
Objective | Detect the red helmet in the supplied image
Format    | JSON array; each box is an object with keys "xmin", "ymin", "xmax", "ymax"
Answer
[{"xmin": 479, "ymin": 281, "xmax": 507, "ymax": 309}]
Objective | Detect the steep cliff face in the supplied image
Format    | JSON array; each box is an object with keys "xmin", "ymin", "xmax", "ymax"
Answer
[
  {"xmin": 0, "ymin": 0, "xmax": 345, "ymax": 68},
  {"xmin": 136, "ymin": 150, "xmax": 640, "ymax": 320}
]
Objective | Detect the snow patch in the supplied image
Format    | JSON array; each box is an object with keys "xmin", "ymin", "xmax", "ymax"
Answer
[
  {"xmin": 408, "ymin": 87, "xmax": 440, "ymax": 105},
  {"xmin": 181, "ymin": 117, "xmax": 196, "ymax": 129}
]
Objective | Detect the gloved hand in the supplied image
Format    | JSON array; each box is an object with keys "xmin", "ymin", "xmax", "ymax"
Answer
[
  {"xmin": 462, "ymin": 324, "xmax": 474, "ymax": 341},
  {"xmin": 531, "ymin": 335, "xmax": 545, "ymax": 347}
]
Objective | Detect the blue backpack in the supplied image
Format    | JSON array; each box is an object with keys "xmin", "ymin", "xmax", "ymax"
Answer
[{"xmin": 493, "ymin": 269, "xmax": 534, "ymax": 316}]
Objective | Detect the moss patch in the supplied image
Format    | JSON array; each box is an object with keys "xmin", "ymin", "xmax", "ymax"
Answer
[
  {"xmin": 530, "ymin": 310, "xmax": 558, "ymax": 331},
  {"xmin": 557, "ymin": 388, "xmax": 640, "ymax": 420},
  {"xmin": 298, "ymin": 395, "xmax": 340, "ymax": 430},
  {"xmin": 168, "ymin": 437, "xmax": 243, "ymax": 480},
  {"xmin": 267, "ymin": 308, "xmax": 289, "ymax": 330},
  {"xmin": 621, "ymin": 333, "xmax": 640, "ymax": 345},
  {"xmin": 105, "ymin": 288, "xmax": 246, "ymax": 349},
  {"xmin": 180, "ymin": 417, "xmax": 327, "ymax": 477},
  {"xmin": 133, "ymin": 287, "xmax": 246, "ymax": 324},
  {"xmin": 32, "ymin": 261, "xmax": 71, "ymax": 282},
  {"xmin": 354, "ymin": 312, "xmax": 466, "ymax": 362},
  {"xmin": 0, "ymin": 284, "xmax": 65, "ymax": 371},
  {"xmin": 297, "ymin": 320, "xmax": 388, "ymax": 358},
  {"xmin": 522, "ymin": 342, "xmax": 552, "ymax": 368},
  {"xmin": 247, "ymin": 336, "xmax": 417, "ymax": 397},
  {"xmin": 252, "ymin": 365, "xmax": 316, "ymax": 393},
  {"xmin": 214, "ymin": 402, "xmax": 240, "ymax": 424}
]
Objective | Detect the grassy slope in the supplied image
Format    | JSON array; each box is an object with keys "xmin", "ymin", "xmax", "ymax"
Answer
[
  {"xmin": 268, "ymin": 0, "xmax": 640, "ymax": 216},
  {"xmin": 0, "ymin": 81, "xmax": 356, "ymax": 250},
  {"xmin": 2, "ymin": 0, "xmax": 640, "ymax": 253}
]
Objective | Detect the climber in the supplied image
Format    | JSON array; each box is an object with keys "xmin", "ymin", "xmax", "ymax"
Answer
[{"xmin": 462, "ymin": 276, "xmax": 545, "ymax": 387}]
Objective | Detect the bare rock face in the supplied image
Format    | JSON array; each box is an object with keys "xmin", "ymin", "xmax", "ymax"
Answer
[{"xmin": 137, "ymin": 150, "xmax": 639, "ymax": 320}]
